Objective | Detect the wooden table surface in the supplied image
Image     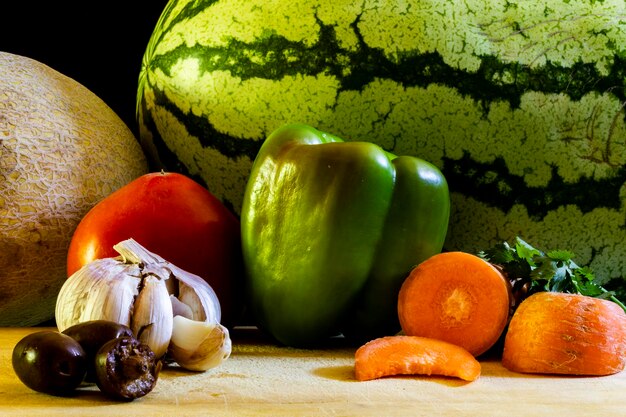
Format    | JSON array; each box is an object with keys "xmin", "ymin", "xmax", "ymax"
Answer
[{"xmin": 1, "ymin": 326, "xmax": 625, "ymax": 416}]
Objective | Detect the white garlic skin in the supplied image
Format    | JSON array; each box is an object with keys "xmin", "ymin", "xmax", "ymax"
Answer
[{"xmin": 55, "ymin": 258, "xmax": 139, "ymax": 331}]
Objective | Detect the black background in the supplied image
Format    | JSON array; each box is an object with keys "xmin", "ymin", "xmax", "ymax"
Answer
[{"xmin": 0, "ymin": 2, "xmax": 169, "ymax": 136}]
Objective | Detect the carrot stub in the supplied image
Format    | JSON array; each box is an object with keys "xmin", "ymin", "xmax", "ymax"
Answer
[
  {"xmin": 502, "ymin": 291, "xmax": 626, "ymax": 376},
  {"xmin": 354, "ymin": 335, "xmax": 481, "ymax": 382},
  {"xmin": 397, "ymin": 251, "xmax": 511, "ymax": 357}
]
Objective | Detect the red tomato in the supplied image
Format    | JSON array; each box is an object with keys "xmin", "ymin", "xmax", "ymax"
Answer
[{"xmin": 66, "ymin": 171, "xmax": 243, "ymax": 326}]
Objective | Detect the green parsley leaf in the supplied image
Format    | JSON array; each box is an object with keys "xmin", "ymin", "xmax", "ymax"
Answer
[{"xmin": 479, "ymin": 237, "xmax": 626, "ymax": 313}]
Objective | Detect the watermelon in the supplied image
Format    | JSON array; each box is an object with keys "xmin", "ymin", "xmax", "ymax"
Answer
[{"xmin": 137, "ymin": 0, "xmax": 626, "ymax": 289}]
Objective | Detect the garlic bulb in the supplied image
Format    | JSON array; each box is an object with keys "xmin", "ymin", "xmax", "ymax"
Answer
[{"xmin": 55, "ymin": 238, "xmax": 230, "ymax": 371}]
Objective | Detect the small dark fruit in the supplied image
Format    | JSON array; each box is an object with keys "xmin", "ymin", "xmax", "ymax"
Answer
[
  {"xmin": 12, "ymin": 331, "xmax": 87, "ymax": 396},
  {"xmin": 62, "ymin": 320, "xmax": 133, "ymax": 382},
  {"xmin": 95, "ymin": 336, "xmax": 161, "ymax": 401}
]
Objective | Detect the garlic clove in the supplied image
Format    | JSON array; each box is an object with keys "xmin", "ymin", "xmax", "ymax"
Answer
[
  {"xmin": 168, "ymin": 315, "xmax": 232, "ymax": 372},
  {"xmin": 170, "ymin": 294, "xmax": 193, "ymax": 319},
  {"xmin": 131, "ymin": 275, "xmax": 173, "ymax": 359},
  {"xmin": 171, "ymin": 265, "xmax": 221, "ymax": 324},
  {"xmin": 56, "ymin": 258, "xmax": 140, "ymax": 332}
]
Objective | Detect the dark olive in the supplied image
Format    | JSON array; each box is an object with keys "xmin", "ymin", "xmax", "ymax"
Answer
[
  {"xmin": 12, "ymin": 331, "xmax": 87, "ymax": 396},
  {"xmin": 62, "ymin": 320, "xmax": 133, "ymax": 382},
  {"xmin": 94, "ymin": 336, "xmax": 161, "ymax": 401}
]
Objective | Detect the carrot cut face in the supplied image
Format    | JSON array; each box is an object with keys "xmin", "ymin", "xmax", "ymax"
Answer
[
  {"xmin": 354, "ymin": 335, "xmax": 481, "ymax": 382},
  {"xmin": 502, "ymin": 292, "xmax": 626, "ymax": 376},
  {"xmin": 397, "ymin": 252, "xmax": 511, "ymax": 357}
]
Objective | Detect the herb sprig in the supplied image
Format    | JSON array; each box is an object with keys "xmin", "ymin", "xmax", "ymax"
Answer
[{"xmin": 478, "ymin": 236, "xmax": 626, "ymax": 313}]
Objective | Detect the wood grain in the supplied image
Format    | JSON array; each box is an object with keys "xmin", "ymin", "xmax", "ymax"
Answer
[{"xmin": 1, "ymin": 327, "xmax": 625, "ymax": 416}]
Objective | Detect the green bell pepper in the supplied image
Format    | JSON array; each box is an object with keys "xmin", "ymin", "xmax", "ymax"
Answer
[{"xmin": 241, "ymin": 123, "xmax": 450, "ymax": 347}]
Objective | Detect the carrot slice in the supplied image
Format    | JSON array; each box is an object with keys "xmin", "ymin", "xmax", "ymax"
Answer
[
  {"xmin": 502, "ymin": 292, "xmax": 626, "ymax": 376},
  {"xmin": 397, "ymin": 251, "xmax": 511, "ymax": 357},
  {"xmin": 354, "ymin": 335, "xmax": 481, "ymax": 381}
]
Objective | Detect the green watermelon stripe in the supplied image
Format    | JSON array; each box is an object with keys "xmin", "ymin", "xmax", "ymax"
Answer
[
  {"xmin": 150, "ymin": 87, "xmax": 263, "ymax": 160},
  {"xmin": 146, "ymin": 17, "xmax": 626, "ymax": 114},
  {"xmin": 443, "ymin": 153, "xmax": 626, "ymax": 220}
]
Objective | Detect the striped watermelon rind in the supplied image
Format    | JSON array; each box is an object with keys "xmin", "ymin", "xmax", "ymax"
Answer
[{"xmin": 137, "ymin": 0, "xmax": 626, "ymax": 285}]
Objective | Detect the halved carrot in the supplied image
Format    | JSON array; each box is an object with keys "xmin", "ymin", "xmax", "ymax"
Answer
[
  {"xmin": 397, "ymin": 251, "xmax": 511, "ymax": 357},
  {"xmin": 354, "ymin": 335, "xmax": 481, "ymax": 381},
  {"xmin": 502, "ymin": 291, "xmax": 626, "ymax": 375}
]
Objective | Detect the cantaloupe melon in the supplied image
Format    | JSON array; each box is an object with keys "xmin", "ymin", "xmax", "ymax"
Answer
[{"xmin": 0, "ymin": 51, "xmax": 148, "ymax": 326}]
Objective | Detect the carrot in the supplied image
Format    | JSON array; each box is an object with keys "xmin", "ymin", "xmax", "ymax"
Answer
[
  {"xmin": 502, "ymin": 291, "xmax": 626, "ymax": 376},
  {"xmin": 397, "ymin": 251, "xmax": 511, "ymax": 357},
  {"xmin": 354, "ymin": 335, "xmax": 481, "ymax": 382}
]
